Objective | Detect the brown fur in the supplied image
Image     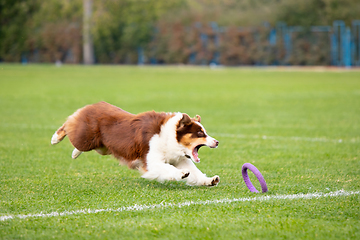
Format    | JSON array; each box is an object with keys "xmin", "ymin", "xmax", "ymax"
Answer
[
  {"xmin": 176, "ymin": 114, "xmax": 206, "ymax": 148},
  {"xmin": 55, "ymin": 101, "xmax": 174, "ymax": 169}
]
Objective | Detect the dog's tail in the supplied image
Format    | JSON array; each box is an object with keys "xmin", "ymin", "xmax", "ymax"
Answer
[
  {"xmin": 51, "ymin": 124, "xmax": 67, "ymax": 145},
  {"xmin": 51, "ymin": 125, "xmax": 83, "ymax": 159}
]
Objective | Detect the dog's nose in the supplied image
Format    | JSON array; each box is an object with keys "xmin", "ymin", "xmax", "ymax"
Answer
[{"xmin": 214, "ymin": 140, "xmax": 219, "ymax": 147}]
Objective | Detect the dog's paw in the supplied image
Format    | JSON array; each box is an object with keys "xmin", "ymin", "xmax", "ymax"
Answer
[
  {"xmin": 181, "ymin": 169, "xmax": 190, "ymax": 179},
  {"xmin": 72, "ymin": 148, "xmax": 82, "ymax": 159},
  {"xmin": 208, "ymin": 175, "xmax": 220, "ymax": 186}
]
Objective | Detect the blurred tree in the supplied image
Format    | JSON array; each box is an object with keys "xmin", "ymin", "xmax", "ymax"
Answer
[
  {"xmin": 83, "ymin": 0, "xmax": 94, "ymax": 64},
  {"xmin": 92, "ymin": 0, "xmax": 186, "ymax": 63},
  {"xmin": 30, "ymin": 0, "xmax": 82, "ymax": 63},
  {"xmin": 0, "ymin": 0, "xmax": 39, "ymax": 61},
  {"xmin": 277, "ymin": 0, "xmax": 360, "ymax": 26},
  {"xmin": 162, "ymin": 0, "xmax": 281, "ymax": 26}
]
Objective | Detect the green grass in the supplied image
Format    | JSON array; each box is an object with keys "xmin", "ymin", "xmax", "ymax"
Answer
[{"xmin": 0, "ymin": 64, "xmax": 359, "ymax": 239}]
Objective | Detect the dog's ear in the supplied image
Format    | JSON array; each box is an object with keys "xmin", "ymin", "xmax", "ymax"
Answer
[
  {"xmin": 178, "ymin": 113, "xmax": 192, "ymax": 129},
  {"xmin": 193, "ymin": 115, "xmax": 201, "ymax": 123}
]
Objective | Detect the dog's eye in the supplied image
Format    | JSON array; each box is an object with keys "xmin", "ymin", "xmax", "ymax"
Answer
[{"xmin": 197, "ymin": 131, "xmax": 205, "ymax": 137}]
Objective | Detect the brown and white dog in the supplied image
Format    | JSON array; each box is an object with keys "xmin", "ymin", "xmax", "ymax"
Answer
[{"xmin": 51, "ymin": 101, "xmax": 220, "ymax": 186}]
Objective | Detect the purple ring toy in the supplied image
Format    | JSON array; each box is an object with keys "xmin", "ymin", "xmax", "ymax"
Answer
[{"xmin": 242, "ymin": 163, "xmax": 268, "ymax": 193}]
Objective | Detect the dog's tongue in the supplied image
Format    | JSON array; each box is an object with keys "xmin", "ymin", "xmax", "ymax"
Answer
[{"xmin": 192, "ymin": 148, "xmax": 200, "ymax": 163}]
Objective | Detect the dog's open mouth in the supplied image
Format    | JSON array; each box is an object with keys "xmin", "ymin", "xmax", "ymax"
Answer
[{"xmin": 192, "ymin": 144, "xmax": 205, "ymax": 163}]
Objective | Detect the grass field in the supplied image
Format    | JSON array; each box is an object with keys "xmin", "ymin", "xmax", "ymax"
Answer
[{"xmin": 0, "ymin": 64, "xmax": 359, "ymax": 239}]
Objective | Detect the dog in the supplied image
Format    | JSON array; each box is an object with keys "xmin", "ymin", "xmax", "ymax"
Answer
[{"xmin": 51, "ymin": 101, "xmax": 220, "ymax": 186}]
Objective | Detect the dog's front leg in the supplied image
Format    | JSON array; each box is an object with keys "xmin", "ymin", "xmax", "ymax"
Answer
[
  {"xmin": 176, "ymin": 158, "xmax": 220, "ymax": 186},
  {"xmin": 141, "ymin": 151, "xmax": 190, "ymax": 182},
  {"xmin": 142, "ymin": 162, "xmax": 190, "ymax": 183}
]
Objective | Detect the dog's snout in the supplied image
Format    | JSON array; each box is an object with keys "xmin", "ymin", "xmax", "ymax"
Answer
[{"xmin": 207, "ymin": 137, "xmax": 219, "ymax": 148}]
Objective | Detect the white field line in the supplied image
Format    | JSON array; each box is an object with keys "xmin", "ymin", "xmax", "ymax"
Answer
[
  {"xmin": 1, "ymin": 190, "xmax": 359, "ymax": 222},
  {"xmin": 215, "ymin": 133, "xmax": 359, "ymax": 143}
]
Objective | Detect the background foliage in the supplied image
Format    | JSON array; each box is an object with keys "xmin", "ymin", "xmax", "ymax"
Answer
[{"xmin": 0, "ymin": 0, "xmax": 359, "ymax": 64}]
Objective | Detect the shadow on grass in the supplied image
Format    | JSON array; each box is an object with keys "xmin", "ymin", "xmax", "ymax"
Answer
[{"xmin": 135, "ymin": 178, "xmax": 209, "ymax": 191}]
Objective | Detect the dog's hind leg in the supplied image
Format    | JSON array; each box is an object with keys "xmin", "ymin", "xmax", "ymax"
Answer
[
  {"xmin": 72, "ymin": 148, "xmax": 83, "ymax": 159},
  {"xmin": 51, "ymin": 124, "xmax": 67, "ymax": 145}
]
